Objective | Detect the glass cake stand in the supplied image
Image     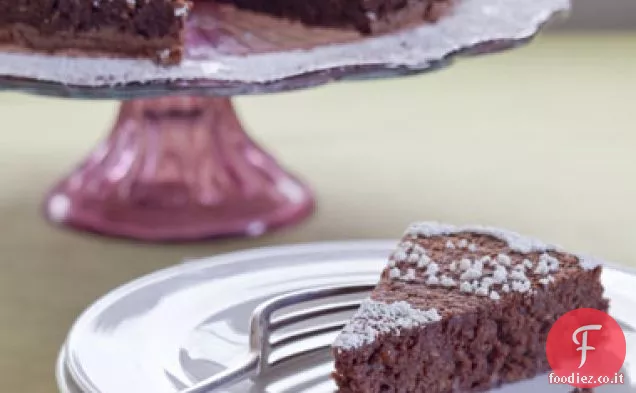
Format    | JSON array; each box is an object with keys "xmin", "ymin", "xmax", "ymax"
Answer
[{"xmin": 0, "ymin": 0, "xmax": 568, "ymax": 241}]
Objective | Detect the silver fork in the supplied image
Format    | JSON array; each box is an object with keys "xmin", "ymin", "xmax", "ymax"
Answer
[{"xmin": 180, "ymin": 282, "xmax": 375, "ymax": 393}]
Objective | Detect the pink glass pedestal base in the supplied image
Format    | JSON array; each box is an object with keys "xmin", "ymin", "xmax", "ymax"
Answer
[{"xmin": 44, "ymin": 96, "xmax": 314, "ymax": 241}]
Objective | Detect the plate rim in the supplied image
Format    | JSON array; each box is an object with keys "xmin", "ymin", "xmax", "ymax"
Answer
[
  {"xmin": 63, "ymin": 240, "xmax": 396, "ymax": 391},
  {"xmin": 61, "ymin": 239, "xmax": 636, "ymax": 393},
  {"xmin": 57, "ymin": 344, "xmax": 78, "ymax": 393}
]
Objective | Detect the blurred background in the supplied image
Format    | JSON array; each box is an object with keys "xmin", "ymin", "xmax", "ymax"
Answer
[
  {"xmin": 0, "ymin": 1, "xmax": 634, "ymax": 393},
  {"xmin": 557, "ymin": 0, "xmax": 635, "ymax": 30}
]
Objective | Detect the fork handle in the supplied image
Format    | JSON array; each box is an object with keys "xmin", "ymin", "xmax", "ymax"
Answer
[{"xmin": 180, "ymin": 353, "xmax": 260, "ymax": 393}]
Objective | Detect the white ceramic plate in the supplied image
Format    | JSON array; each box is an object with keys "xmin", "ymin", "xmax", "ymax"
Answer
[{"xmin": 58, "ymin": 241, "xmax": 636, "ymax": 393}]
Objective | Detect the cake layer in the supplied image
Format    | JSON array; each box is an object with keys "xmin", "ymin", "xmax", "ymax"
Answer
[
  {"xmin": 217, "ymin": 0, "xmax": 453, "ymax": 34},
  {"xmin": 0, "ymin": 0, "xmax": 453, "ymax": 65},
  {"xmin": 0, "ymin": 0, "xmax": 190, "ymax": 64},
  {"xmin": 333, "ymin": 223, "xmax": 609, "ymax": 393}
]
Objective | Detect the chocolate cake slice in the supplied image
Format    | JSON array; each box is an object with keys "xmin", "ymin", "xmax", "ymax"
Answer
[
  {"xmin": 0, "ymin": 0, "xmax": 191, "ymax": 64},
  {"xmin": 333, "ymin": 222, "xmax": 609, "ymax": 393}
]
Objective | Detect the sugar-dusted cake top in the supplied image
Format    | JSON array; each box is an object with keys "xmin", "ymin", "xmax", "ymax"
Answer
[
  {"xmin": 404, "ymin": 222, "xmax": 559, "ymax": 254},
  {"xmin": 403, "ymin": 221, "xmax": 601, "ymax": 270},
  {"xmin": 333, "ymin": 222, "xmax": 605, "ymax": 351},
  {"xmin": 391, "ymin": 221, "xmax": 601, "ymax": 299},
  {"xmin": 333, "ymin": 299, "xmax": 441, "ymax": 351}
]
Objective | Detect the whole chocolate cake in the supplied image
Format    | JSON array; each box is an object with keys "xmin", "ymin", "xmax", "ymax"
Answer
[
  {"xmin": 333, "ymin": 222, "xmax": 609, "ymax": 393},
  {"xmin": 0, "ymin": 0, "xmax": 453, "ymax": 64}
]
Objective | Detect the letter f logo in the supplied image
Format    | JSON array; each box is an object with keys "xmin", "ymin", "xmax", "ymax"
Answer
[{"xmin": 573, "ymin": 324, "xmax": 602, "ymax": 368}]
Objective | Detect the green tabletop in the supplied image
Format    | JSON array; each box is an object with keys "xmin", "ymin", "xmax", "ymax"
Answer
[{"xmin": 0, "ymin": 33, "xmax": 635, "ymax": 393}]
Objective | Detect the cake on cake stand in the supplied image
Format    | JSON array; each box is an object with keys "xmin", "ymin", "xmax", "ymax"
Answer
[{"xmin": 0, "ymin": 0, "xmax": 568, "ymax": 241}]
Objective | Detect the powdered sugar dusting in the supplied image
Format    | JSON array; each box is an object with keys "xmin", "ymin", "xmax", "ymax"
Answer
[
  {"xmin": 174, "ymin": 4, "xmax": 190, "ymax": 17},
  {"xmin": 333, "ymin": 299, "xmax": 441, "ymax": 350},
  {"xmin": 405, "ymin": 222, "xmax": 559, "ymax": 253},
  {"xmin": 405, "ymin": 221, "xmax": 602, "ymax": 272},
  {"xmin": 386, "ymin": 221, "xmax": 609, "ymax": 299}
]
